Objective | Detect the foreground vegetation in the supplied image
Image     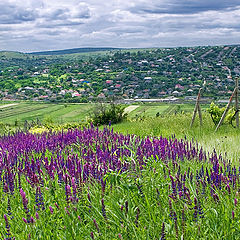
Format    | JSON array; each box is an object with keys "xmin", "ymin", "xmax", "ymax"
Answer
[
  {"xmin": 0, "ymin": 111, "xmax": 239, "ymax": 239},
  {"xmin": 0, "ymin": 100, "xmax": 240, "ymax": 239},
  {"xmin": 114, "ymin": 112, "xmax": 240, "ymax": 163}
]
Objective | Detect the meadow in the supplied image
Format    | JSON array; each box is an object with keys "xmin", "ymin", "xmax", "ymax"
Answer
[
  {"xmin": 0, "ymin": 102, "xmax": 203, "ymax": 126},
  {"xmin": 0, "ymin": 102, "xmax": 240, "ymax": 239},
  {"xmin": 0, "ymin": 102, "xmax": 94, "ymax": 125}
]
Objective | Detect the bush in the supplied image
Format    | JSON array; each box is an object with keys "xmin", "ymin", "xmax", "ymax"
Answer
[
  {"xmin": 207, "ymin": 102, "xmax": 236, "ymax": 125},
  {"xmin": 91, "ymin": 103, "xmax": 127, "ymax": 125}
]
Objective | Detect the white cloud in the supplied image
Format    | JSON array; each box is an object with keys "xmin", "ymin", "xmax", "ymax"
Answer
[{"xmin": 0, "ymin": 0, "xmax": 239, "ymax": 52}]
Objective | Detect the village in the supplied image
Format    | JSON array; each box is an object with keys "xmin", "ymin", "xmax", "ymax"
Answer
[{"xmin": 0, "ymin": 45, "xmax": 239, "ymax": 103}]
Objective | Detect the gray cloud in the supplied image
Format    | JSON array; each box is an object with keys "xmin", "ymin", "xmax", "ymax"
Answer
[
  {"xmin": 41, "ymin": 5, "xmax": 90, "ymax": 21},
  {"xmin": 0, "ymin": 0, "xmax": 239, "ymax": 52},
  {"xmin": 131, "ymin": 0, "xmax": 240, "ymax": 15},
  {"xmin": 36, "ymin": 2, "xmax": 91, "ymax": 29},
  {"xmin": 0, "ymin": 2, "xmax": 37, "ymax": 24}
]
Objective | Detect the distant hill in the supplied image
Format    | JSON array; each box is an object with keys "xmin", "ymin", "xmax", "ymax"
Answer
[
  {"xmin": 28, "ymin": 47, "xmax": 121, "ymax": 56},
  {"xmin": 0, "ymin": 51, "xmax": 28, "ymax": 59}
]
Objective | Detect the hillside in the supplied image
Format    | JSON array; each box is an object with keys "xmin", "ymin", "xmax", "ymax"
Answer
[
  {"xmin": 28, "ymin": 47, "xmax": 121, "ymax": 56},
  {"xmin": 0, "ymin": 44, "xmax": 240, "ymax": 102},
  {"xmin": 0, "ymin": 51, "xmax": 29, "ymax": 59}
]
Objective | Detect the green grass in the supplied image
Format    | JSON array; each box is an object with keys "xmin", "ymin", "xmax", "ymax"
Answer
[
  {"xmin": 128, "ymin": 104, "xmax": 169, "ymax": 118},
  {"xmin": 1, "ymin": 123, "xmax": 240, "ymax": 239},
  {"xmin": 113, "ymin": 112, "xmax": 240, "ymax": 163},
  {"xmin": 1, "ymin": 101, "xmax": 239, "ymax": 163},
  {"xmin": 1, "ymin": 102, "xmax": 240, "ymax": 239},
  {"xmin": 0, "ymin": 102, "xmax": 198, "ymax": 125},
  {"xmin": 48, "ymin": 104, "xmax": 94, "ymax": 122},
  {"xmin": 128, "ymin": 103, "xmax": 209, "ymax": 118},
  {"xmin": 0, "ymin": 102, "xmax": 94, "ymax": 125}
]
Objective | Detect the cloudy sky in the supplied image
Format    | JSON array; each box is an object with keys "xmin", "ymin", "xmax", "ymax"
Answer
[{"xmin": 0, "ymin": 0, "xmax": 240, "ymax": 52}]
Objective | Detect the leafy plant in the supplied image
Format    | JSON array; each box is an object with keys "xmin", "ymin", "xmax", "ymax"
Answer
[
  {"xmin": 207, "ymin": 102, "xmax": 236, "ymax": 126},
  {"xmin": 90, "ymin": 103, "xmax": 127, "ymax": 125}
]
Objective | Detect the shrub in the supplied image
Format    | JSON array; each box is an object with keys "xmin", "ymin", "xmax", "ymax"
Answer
[
  {"xmin": 207, "ymin": 102, "xmax": 236, "ymax": 125},
  {"xmin": 91, "ymin": 103, "xmax": 127, "ymax": 125}
]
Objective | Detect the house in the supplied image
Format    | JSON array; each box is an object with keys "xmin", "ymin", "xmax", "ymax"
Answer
[
  {"xmin": 175, "ymin": 84, "xmax": 184, "ymax": 90},
  {"xmin": 172, "ymin": 91, "xmax": 183, "ymax": 96},
  {"xmin": 97, "ymin": 93, "xmax": 106, "ymax": 99},
  {"xmin": 106, "ymin": 80, "xmax": 113, "ymax": 84}
]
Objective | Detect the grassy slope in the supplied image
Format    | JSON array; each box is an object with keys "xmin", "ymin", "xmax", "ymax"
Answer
[
  {"xmin": 0, "ymin": 102, "xmax": 239, "ymax": 162},
  {"xmin": 128, "ymin": 105, "xmax": 169, "ymax": 118},
  {"xmin": 0, "ymin": 103, "xmax": 94, "ymax": 124},
  {"xmin": 113, "ymin": 112, "xmax": 240, "ymax": 162},
  {"xmin": 128, "ymin": 103, "xmax": 209, "ymax": 118},
  {"xmin": 0, "ymin": 102, "xmax": 239, "ymax": 239}
]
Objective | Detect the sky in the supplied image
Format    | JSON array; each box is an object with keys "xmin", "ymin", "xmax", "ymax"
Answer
[{"xmin": 0, "ymin": 0, "xmax": 240, "ymax": 52}]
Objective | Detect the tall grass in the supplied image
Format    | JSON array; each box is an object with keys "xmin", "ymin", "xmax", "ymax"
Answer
[
  {"xmin": 1, "ymin": 126, "xmax": 240, "ymax": 239},
  {"xmin": 113, "ymin": 112, "xmax": 240, "ymax": 162}
]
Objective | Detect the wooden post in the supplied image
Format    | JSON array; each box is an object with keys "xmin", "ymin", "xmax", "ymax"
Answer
[
  {"xmin": 215, "ymin": 87, "xmax": 237, "ymax": 132},
  {"xmin": 235, "ymin": 77, "xmax": 239, "ymax": 128},
  {"xmin": 197, "ymin": 102, "xmax": 203, "ymax": 126},
  {"xmin": 190, "ymin": 88, "xmax": 202, "ymax": 127}
]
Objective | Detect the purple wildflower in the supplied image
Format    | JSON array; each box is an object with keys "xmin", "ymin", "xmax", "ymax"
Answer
[
  {"xmin": 30, "ymin": 217, "xmax": 35, "ymax": 224},
  {"xmin": 193, "ymin": 197, "xmax": 198, "ymax": 222},
  {"xmin": 22, "ymin": 218, "xmax": 28, "ymax": 224},
  {"xmin": 101, "ymin": 198, "xmax": 107, "ymax": 220},
  {"xmin": 20, "ymin": 189, "xmax": 30, "ymax": 223},
  {"xmin": 125, "ymin": 201, "xmax": 128, "ymax": 215},
  {"xmin": 4, "ymin": 214, "xmax": 11, "ymax": 240},
  {"xmin": 160, "ymin": 222, "xmax": 166, "ymax": 240},
  {"xmin": 49, "ymin": 206, "xmax": 53, "ymax": 214},
  {"xmin": 93, "ymin": 219, "xmax": 100, "ymax": 233},
  {"xmin": 135, "ymin": 208, "xmax": 140, "ymax": 227}
]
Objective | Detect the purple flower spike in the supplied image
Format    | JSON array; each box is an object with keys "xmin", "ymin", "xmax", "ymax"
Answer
[
  {"xmin": 55, "ymin": 202, "xmax": 60, "ymax": 209},
  {"xmin": 93, "ymin": 219, "xmax": 100, "ymax": 233},
  {"xmin": 20, "ymin": 189, "xmax": 26, "ymax": 199},
  {"xmin": 4, "ymin": 214, "xmax": 8, "ymax": 224},
  {"xmin": 101, "ymin": 198, "xmax": 107, "ymax": 220},
  {"xmin": 4, "ymin": 214, "xmax": 12, "ymax": 240},
  {"xmin": 160, "ymin": 222, "xmax": 166, "ymax": 240},
  {"xmin": 30, "ymin": 217, "xmax": 35, "ymax": 224},
  {"xmin": 118, "ymin": 233, "xmax": 123, "ymax": 239},
  {"xmin": 65, "ymin": 185, "xmax": 71, "ymax": 203},
  {"xmin": 65, "ymin": 207, "xmax": 70, "ymax": 215},
  {"xmin": 20, "ymin": 189, "xmax": 30, "ymax": 222},
  {"xmin": 49, "ymin": 206, "xmax": 53, "ymax": 214}
]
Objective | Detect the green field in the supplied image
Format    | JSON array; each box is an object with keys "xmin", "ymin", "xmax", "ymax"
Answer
[
  {"xmin": 0, "ymin": 102, "xmax": 188, "ymax": 124},
  {"xmin": 0, "ymin": 102, "xmax": 95, "ymax": 125},
  {"xmin": 0, "ymin": 102, "xmax": 215, "ymax": 125},
  {"xmin": 0, "ymin": 101, "xmax": 240, "ymax": 239},
  {"xmin": 127, "ymin": 103, "xmax": 209, "ymax": 118},
  {"xmin": 113, "ymin": 112, "xmax": 240, "ymax": 163}
]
